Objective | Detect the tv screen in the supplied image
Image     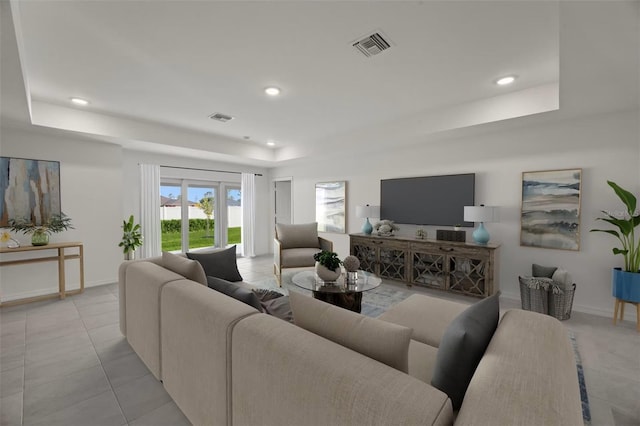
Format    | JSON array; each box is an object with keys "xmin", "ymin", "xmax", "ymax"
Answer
[{"xmin": 380, "ymin": 174, "xmax": 475, "ymax": 226}]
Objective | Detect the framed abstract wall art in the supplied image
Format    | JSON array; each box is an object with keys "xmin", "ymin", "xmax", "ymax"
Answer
[
  {"xmin": 315, "ymin": 181, "xmax": 346, "ymax": 233},
  {"xmin": 0, "ymin": 157, "xmax": 61, "ymax": 227},
  {"xmin": 520, "ymin": 168, "xmax": 582, "ymax": 251}
]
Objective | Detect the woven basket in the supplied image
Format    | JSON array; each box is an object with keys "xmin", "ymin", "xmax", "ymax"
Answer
[
  {"xmin": 548, "ymin": 283, "xmax": 576, "ymax": 321},
  {"xmin": 519, "ymin": 277, "xmax": 549, "ymax": 314}
]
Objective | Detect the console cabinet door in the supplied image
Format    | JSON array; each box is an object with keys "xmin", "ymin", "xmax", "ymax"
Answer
[
  {"xmin": 350, "ymin": 237, "xmax": 378, "ymax": 274},
  {"xmin": 376, "ymin": 240, "xmax": 408, "ymax": 281}
]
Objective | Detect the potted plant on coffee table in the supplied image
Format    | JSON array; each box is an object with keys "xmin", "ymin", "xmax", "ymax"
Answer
[
  {"xmin": 119, "ymin": 215, "xmax": 143, "ymax": 260},
  {"xmin": 8, "ymin": 213, "xmax": 74, "ymax": 246},
  {"xmin": 591, "ymin": 181, "xmax": 640, "ymax": 304},
  {"xmin": 313, "ymin": 250, "xmax": 342, "ymax": 282}
]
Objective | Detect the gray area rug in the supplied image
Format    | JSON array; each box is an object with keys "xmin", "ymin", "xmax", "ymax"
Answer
[{"xmin": 251, "ymin": 271, "xmax": 590, "ymax": 423}]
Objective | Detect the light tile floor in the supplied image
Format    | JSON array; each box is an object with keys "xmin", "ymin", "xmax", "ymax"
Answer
[{"xmin": 1, "ymin": 254, "xmax": 638, "ymax": 425}]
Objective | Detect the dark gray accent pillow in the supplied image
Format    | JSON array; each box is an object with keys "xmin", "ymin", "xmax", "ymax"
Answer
[
  {"xmin": 430, "ymin": 292, "xmax": 500, "ymax": 410},
  {"xmin": 206, "ymin": 276, "xmax": 262, "ymax": 312},
  {"xmin": 261, "ymin": 296, "xmax": 293, "ymax": 322},
  {"xmin": 187, "ymin": 246, "xmax": 243, "ymax": 282},
  {"xmin": 532, "ymin": 264, "xmax": 557, "ymax": 278}
]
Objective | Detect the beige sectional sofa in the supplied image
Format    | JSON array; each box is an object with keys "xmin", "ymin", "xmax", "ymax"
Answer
[{"xmin": 119, "ymin": 257, "xmax": 583, "ymax": 426}]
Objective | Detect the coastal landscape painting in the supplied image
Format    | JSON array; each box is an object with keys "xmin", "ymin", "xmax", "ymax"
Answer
[
  {"xmin": 0, "ymin": 157, "xmax": 61, "ymax": 227},
  {"xmin": 316, "ymin": 181, "xmax": 346, "ymax": 233},
  {"xmin": 521, "ymin": 169, "xmax": 581, "ymax": 250}
]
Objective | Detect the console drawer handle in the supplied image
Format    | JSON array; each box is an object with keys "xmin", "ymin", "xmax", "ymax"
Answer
[{"xmin": 439, "ymin": 247, "xmax": 454, "ymax": 252}]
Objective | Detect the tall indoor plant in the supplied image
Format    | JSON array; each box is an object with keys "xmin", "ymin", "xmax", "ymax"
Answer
[
  {"xmin": 119, "ymin": 215, "xmax": 143, "ymax": 260},
  {"xmin": 591, "ymin": 181, "xmax": 640, "ymax": 302},
  {"xmin": 8, "ymin": 213, "xmax": 74, "ymax": 246}
]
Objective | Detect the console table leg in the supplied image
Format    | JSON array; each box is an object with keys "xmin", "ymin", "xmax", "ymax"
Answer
[{"xmin": 58, "ymin": 247, "xmax": 66, "ymax": 299}]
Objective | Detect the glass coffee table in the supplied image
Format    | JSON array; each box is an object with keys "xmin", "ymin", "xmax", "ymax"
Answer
[{"xmin": 291, "ymin": 270, "xmax": 381, "ymax": 313}]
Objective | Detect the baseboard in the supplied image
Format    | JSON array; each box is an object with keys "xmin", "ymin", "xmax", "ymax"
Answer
[
  {"xmin": 0, "ymin": 279, "xmax": 116, "ymax": 303},
  {"xmin": 500, "ymin": 291, "xmax": 637, "ymax": 322}
]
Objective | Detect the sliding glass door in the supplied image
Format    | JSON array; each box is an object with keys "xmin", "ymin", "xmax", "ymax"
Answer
[
  {"xmin": 160, "ymin": 182, "xmax": 183, "ymax": 252},
  {"xmin": 226, "ymin": 186, "xmax": 241, "ymax": 246},
  {"xmin": 187, "ymin": 185, "xmax": 218, "ymax": 251}
]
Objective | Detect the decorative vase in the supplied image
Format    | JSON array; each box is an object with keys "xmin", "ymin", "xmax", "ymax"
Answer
[
  {"xmin": 315, "ymin": 262, "xmax": 341, "ymax": 282},
  {"xmin": 31, "ymin": 230, "xmax": 49, "ymax": 246},
  {"xmin": 612, "ymin": 268, "xmax": 640, "ymax": 302},
  {"xmin": 125, "ymin": 251, "xmax": 135, "ymax": 261}
]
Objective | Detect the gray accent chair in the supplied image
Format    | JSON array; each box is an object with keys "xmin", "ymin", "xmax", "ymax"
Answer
[{"xmin": 274, "ymin": 222, "xmax": 333, "ymax": 285}]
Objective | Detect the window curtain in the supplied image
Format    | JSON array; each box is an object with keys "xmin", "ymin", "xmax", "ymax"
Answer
[
  {"xmin": 241, "ymin": 172, "xmax": 256, "ymax": 257},
  {"xmin": 139, "ymin": 163, "xmax": 161, "ymax": 258}
]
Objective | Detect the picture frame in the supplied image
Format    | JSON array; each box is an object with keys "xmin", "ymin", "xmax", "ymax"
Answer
[
  {"xmin": 315, "ymin": 181, "xmax": 346, "ymax": 233},
  {"xmin": 520, "ymin": 168, "xmax": 582, "ymax": 251},
  {"xmin": 0, "ymin": 157, "xmax": 62, "ymax": 227}
]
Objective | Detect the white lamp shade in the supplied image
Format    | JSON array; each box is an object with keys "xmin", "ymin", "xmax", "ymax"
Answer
[
  {"xmin": 356, "ymin": 205, "xmax": 380, "ymax": 218},
  {"xmin": 464, "ymin": 206, "xmax": 499, "ymax": 223}
]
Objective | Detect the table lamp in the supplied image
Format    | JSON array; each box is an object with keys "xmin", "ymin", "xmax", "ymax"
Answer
[
  {"xmin": 356, "ymin": 204, "xmax": 380, "ymax": 235},
  {"xmin": 464, "ymin": 205, "xmax": 499, "ymax": 245}
]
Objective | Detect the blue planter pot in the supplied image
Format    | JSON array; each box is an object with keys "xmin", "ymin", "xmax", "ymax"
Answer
[{"xmin": 612, "ymin": 268, "xmax": 640, "ymax": 302}]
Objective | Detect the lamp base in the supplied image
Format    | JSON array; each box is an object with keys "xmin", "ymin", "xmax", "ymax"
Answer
[
  {"xmin": 362, "ymin": 218, "xmax": 373, "ymax": 235},
  {"xmin": 472, "ymin": 222, "xmax": 490, "ymax": 245}
]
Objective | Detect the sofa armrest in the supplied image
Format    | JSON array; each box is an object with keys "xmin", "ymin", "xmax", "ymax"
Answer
[
  {"xmin": 378, "ymin": 294, "xmax": 468, "ymax": 348},
  {"xmin": 319, "ymin": 237, "xmax": 333, "ymax": 252},
  {"xmin": 118, "ymin": 256, "xmax": 162, "ymax": 336}
]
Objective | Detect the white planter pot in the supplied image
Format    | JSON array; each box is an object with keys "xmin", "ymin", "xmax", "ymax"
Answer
[{"xmin": 315, "ymin": 262, "xmax": 341, "ymax": 282}]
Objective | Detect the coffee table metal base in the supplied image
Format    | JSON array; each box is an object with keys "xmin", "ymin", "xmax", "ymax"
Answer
[{"xmin": 313, "ymin": 291, "xmax": 363, "ymax": 313}]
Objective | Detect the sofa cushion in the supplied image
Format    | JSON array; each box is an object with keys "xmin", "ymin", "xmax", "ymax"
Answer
[
  {"xmin": 187, "ymin": 246, "xmax": 243, "ymax": 282},
  {"xmin": 289, "ymin": 291, "xmax": 412, "ymax": 373},
  {"xmin": 408, "ymin": 340, "xmax": 439, "ymax": 385},
  {"xmin": 161, "ymin": 251, "xmax": 207, "ymax": 285},
  {"xmin": 276, "ymin": 222, "xmax": 320, "ymax": 249},
  {"xmin": 281, "ymin": 247, "xmax": 322, "ymax": 268},
  {"xmin": 206, "ymin": 276, "xmax": 263, "ymax": 312},
  {"xmin": 430, "ymin": 292, "xmax": 500, "ymax": 410},
  {"xmin": 532, "ymin": 263, "xmax": 557, "ymax": 278}
]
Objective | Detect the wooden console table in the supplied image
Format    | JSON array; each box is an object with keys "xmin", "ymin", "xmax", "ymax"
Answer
[
  {"xmin": 0, "ymin": 242, "xmax": 84, "ymax": 307},
  {"xmin": 350, "ymin": 233, "xmax": 500, "ymax": 298}
]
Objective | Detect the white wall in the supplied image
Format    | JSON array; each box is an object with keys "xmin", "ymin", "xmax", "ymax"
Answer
[
  {"xmin": 271, "ymin": 109, "xmax": 639, "ymax": 318},
  {"xmin": 0, "ymin": 124, "xmax": 123, "ymax": 301}
]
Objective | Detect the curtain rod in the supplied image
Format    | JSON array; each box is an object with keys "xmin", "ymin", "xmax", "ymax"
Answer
[{"xmin": 159, "ymin": 165, "xmax": 262, "ymax": 177}]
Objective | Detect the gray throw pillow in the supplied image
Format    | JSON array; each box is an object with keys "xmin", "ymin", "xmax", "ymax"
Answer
[
  {"xmin": 532, "ymin": 264, "xmax": 557, "ymax": 278},
  {"xmin": 186, "ymin": 246, "xmax": 243, "ymax": 282},
  {"xmin": 206, "ymin": 276, "xmax": 263, "ymax": 312},
  {"xmin": 430, "ymin": 292, "xmax": 500, "ymax": 410}
]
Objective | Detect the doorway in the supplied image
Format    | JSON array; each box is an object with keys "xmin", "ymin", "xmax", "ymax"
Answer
[{"xmin": 274, "ymin": 179, "xmax": 292, "ymax": 226}]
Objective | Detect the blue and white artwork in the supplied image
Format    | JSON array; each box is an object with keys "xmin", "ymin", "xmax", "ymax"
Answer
[
  {"xmin": 0, "ymin": 157, "xmax": 61, "ymax": 227},
  {"xmin": 316, "ymin": 181, "xmax": 346, "ymax": 233},
  {"xmin": 521, "ymin": 169, "xmax": 581, "ymax": 250}
]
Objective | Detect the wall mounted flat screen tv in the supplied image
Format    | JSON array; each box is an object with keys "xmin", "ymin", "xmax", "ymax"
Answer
[{"xmin": 380, "ymin": 173, "xmax": 475, "ymax": 227}]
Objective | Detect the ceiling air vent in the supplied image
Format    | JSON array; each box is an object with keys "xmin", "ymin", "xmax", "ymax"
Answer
[
  {"xmin": 352, "ymin": 32, "xmax": 391, "ymax": 58},
  {"xmin": 208, "ymin": 112, "xmax": 234, "ymax": 122}
]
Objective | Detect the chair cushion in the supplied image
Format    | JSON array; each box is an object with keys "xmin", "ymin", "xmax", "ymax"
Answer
[
  {"xmin": 187, "ymin": 246, "xmax": 243, "ymax": 282},
  {"xmin": 161, "ymin": 251, "xmax": 207, "ymax": 285},
  {"xmin": 206, "ymin": 276, "xmax": 263, "ymax": 312},
  {"xmin": 276, "ymin": 222, "xmax": 320, "ymax": 249},
  {"xmin": 430, "ymin": 292, "xmax": 500, "ymax": 410},
  {"xmin": 289, "ymin": 291, "xmax": 412, "ymax": 373},
  {"xmin": 281, "ymin": 248, "xmax": 322, "ymax": 268}
]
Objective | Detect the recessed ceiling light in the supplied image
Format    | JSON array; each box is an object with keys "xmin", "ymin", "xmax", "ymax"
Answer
[
  {"xmin": 70, "ymin": 97, "xmax": 89, "ymax": 106},
  {"xmin": 264, "ymin": 87, "xmax": 281, "ymax": 96},
  {"xmin": 267, "ymin": 141, "xmax": 276, "ymax": 146},
  {"xmin": 495, "ymin": 76, "xmax": 517, "ymax": 86}
]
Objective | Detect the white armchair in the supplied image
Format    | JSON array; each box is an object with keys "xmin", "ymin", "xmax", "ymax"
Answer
[{"xmin": 274, "ymin": 222, "xmax": 333, "ymax": 286}]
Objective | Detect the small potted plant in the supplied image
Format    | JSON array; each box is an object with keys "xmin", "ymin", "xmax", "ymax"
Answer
[
  {"xmin": 313, "ymin": 250, "xmax": 342, "ymax": 282},
  {"xmin": 591, "ymin": 181, "xmax": 640, "ymax": 303},
  {"xmin": 8, "ymin": 213, "xmax": 74, "ymax": 246},
  {"xmin": 119, "ymin": 215, "xmax": 143, "ymax": 260}
]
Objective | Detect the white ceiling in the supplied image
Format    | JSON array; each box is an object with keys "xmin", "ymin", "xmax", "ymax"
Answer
[{"xmin": 7, "ymin": 1, "xmax": 562, "ymax": 165}]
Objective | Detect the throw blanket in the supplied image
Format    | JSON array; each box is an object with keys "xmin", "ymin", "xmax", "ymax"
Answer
[{"xmin": 520, "ymin": 276, "xmax": 567, "ymax": 294}]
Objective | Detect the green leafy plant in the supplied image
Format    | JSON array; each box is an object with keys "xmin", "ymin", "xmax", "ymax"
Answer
[
  {"xmin": 8, "ymin": 213, "xmax": 74, "ymax": 235},
  {"xmin": 313, "ymin": 250, "xmax": 342, "ymax": 271},
  {"xmin": 119, "ymin": 215, "xmax": 143, "ymax": 255},
  {"xmin": 591, "ymin": 181, "xmax": 640, "ymax": 273}
]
